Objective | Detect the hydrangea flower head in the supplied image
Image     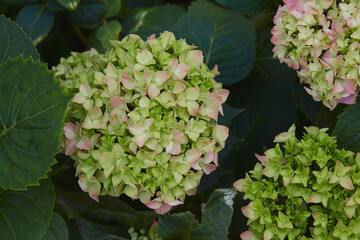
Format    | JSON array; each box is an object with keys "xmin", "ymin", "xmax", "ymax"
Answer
[
  {"xmin": 55, "ymin": 31, "xmax": 229, "ymax": 214},
  {"xmin": 235, "ymin": 125, "xmax": 360, "ymax": 239},
  {"xmin": 271, "ymin": 0, "xmax": 360, "ymax": 109}
]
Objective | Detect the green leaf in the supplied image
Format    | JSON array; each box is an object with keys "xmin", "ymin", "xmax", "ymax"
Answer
[
  {"xmin": 105, "ymin": 0, "xmax": 121, "ymax": 18},
  {"xmin": 0, "ymin": 179, "xmax": 55, "ymax": 240},
  {"xmin": 16, "ymin": 4, "xmax": 55, "ymax": 44},
  {"xmin": 215, "ymin": 0, "xmax": 267, "ymax": 15},
  {"xmin": 227, "ymin": 29, "xmax": 297, "ymax": 177},
  {"xmin": 173, "ymin": 0, "xmax": 256, "ymax": 85},
  {"xmin": 333, "ymin": 102, "xmax": 360, "ymax": 152},
  {"xmin": 42, "ymin": 212, "xmax": 69, "ymax": 240},
  {"xmin": 295, "ymin": 80, "xmax": 321, "ymax": 123},
  {"xmin": 68, "ymin": 0, "xmax": 106, "ymax": 28},
  {"xmin": 57, "ymin": 0, "xmax": 81, "ymax": 10},
  {"xmin": 128, "ymin": 5, "xmax": 185, "ymax": 38},
  {"xmin": 0, "ymin": 57, "xmax": 70, "ymax": 190},
  {"xmin": 218, "ymin": 104, "xmax": 243, "ymax": 126},
  {"xmin": 57, "ymin": 190, "xmax": 157, "ymax": 230},
  {"xmin": 76, "ymin": 218, "xmax": 129, "ymax": 240},
  {"xmin": 95, "ymin": 20, "xmax": 122, "ymax": 49},
  {"xmin": 0, "ymin": 15, "xmax": 39, "ymax": 64},
  {"xmin": 158, "ymin": 188, "xmax": 237, "ymax": 240}
]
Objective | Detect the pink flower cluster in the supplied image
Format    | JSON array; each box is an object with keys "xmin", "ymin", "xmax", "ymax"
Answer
[{"xmin": 272, "ymin": 0, "xmax": 360, "ymax": 109}]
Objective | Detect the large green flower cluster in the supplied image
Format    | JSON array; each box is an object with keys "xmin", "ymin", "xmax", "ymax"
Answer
[
  {"xmin": 272, "ymin": 0, "xmax": 360, "ymax": 109},
  {"xmin": 55, "ymin": 32, "xmax": 229, "ymax": 214},
  {"xmin": 235, "ymin": 125, "xmax": 360, "ymax": 240}
]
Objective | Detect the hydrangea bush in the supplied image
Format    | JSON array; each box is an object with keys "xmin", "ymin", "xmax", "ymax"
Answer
[
  {"xmin": 54, "ymin": 31, "xmax": 229, "ymax": 214},
  {"xmin": 234, "ymin": 125, "xmax": 360, "ymax": 240},
  {"xmin": 271, "ymin": 0, "xmax": 360, "ymax": 109}
]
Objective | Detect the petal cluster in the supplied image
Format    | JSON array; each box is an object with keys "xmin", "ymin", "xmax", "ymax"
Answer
[
  {"xmin": 235, "ymin": 125, "xmax": 360, "ymax": 239},
  {"xmin": 272, "ymin": 0, "xmax": 360, "ymax": 109},
  {"xmin": 55, "ymin": 32, "xmax": 229, "ymax": 214}
]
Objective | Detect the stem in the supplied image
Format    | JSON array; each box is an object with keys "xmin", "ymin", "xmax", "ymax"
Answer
[{"xmin": 72, "ymin": 24, "xmax": 89, "ymax": 47}]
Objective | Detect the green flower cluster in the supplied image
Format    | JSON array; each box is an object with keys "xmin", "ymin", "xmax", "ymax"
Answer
[
  {"xmin": 55, "ymin": 32, "xmax": 229, "ymax": 214},
  {"xmin": 235, "ymin": 125, "xmax": 360, "ymax": 240}
]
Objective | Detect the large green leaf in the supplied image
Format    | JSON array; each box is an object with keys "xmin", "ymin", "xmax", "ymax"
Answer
[
  {"xmin": 0, "ymin": 57, "xmax": 70, "ymax": 189},
  {"xmin": 68, "ymin": 0, "xmax": 106, "ymax": 28},
  {"xmin": 105, "ymin": 0, "xmax": 121, "ymax": 18},
  {"xmin": 215, "ymin": 0, "xmax": 267, "ymax": 15},
  {"xmin": 294, "ymin": 80, "xmax": 321, "ymax": 123},
  {"xmin": 57, "ymin": 0, "xmax": 81, "ymax": 10},
  {"xmin": 57, "ymin": 190, "xmax": 157, "ymax": 230},
  {"xmin": 128, "ymin": 5, "xmax": 185, "ymax": 38},
  {"xmin": 95, "ymin": 20, "xmax": 122, "ymax": 49},
  {"xmin": 76, "ymin": 218, "xmax": 129, "ymax": 240},
  {"xmin": 0, "ymin": 15, "xmax": 39, "ymax": 64},
  {"xmin": 333, "ymin": 102, "xmax": 360, "ymax": 152},
  {"xmin": 173, "ymin": 0, "xmax": 256, "ymax": 85},
  {"xmin": 158, "ymin": 188, "xmax": 237, "ymax": 240},
  {"xmin": 228, "ymin": 29, "xmax": 297, "ymax": 177},
  {"xmin": 16, "ymin": 4, "xmax": 55, "ymax": 44},
  {"xmin": 42, "ymin": 212, "xmax": 69, "ymax": 240},
  {"xmin": 0, "ymin": 179, "xmax": 55, "ymax": 240}
]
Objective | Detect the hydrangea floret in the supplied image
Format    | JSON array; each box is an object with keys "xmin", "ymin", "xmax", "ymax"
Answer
[
  {"xmin": 234, "ymin": 125, "xmax": 360, "ymax": 240},
  {"xmin": 271, "ymin": 0, "xmax": 360, "ymax": 109},
  {"xmin": 55, "ymin": 31, "xmax": 229, "ymax": 214}
]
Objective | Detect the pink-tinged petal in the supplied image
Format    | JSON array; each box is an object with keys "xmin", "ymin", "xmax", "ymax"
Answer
[
  {"xmin": 139, "ymin": 191, "xmax": 152, "ymax": 204},
  {"xmin": 144, "ymin": 70, "xmax": 154, "ymax": 85},
  {"xmin": 110, "ymin": 97, "xmax": 128, "ymax": 109},
  {"xmin": 78, "ymin": 176, "xmax": 88, "ymax": 192},
  {"xmin": 217, "ymin": 89, "xmax": 229, "ymax": 103},
  {"xmin": 344, "ymin": 206, "xmax": 356, "ymax": 219},
  {"xmin": 333, "ymin": 80, "xmax": 345, "ymax": 94},
  {"xmin": 148, "ymin": 83, "xmax": 160, "ymax": 99},
  {"xmin": 174, "ymin": 63, "xmax": 191, "ymax": 80},
  {"xmin": 65, "ymin": 139, "xmax": 77, "ymax": 155},
  {"xmin": 146, "ymin": 198, "xmax": 163, "ymax": 209},
  {"xmin": 213, "ymin": 125, "xmax": 229, "ymax": 148},
  {"xmin": 203, "ymin": 164, "xmax": 217, "ymax": 175},
  {"xmin": 89, "ymin": 181, "xmax": 101, "ymax": 202},
  {"xmin": 79, "ymin": 82, "xmax": 92, "ymax": 96},
  {"xmin": 155, "ymin": 204, "xmax": 172, "ymax": 215},
  {"xmin": 172, "ymin": 80, "xmax": 186, "ymax": 94},
  {"xmin": 72, "ymin": 91, "xmax": 87, "ymax": 104},
  {"xmin": 166, "ymin": 141, "xmax": 181, "ymax": 155},
  {"xmin": 129, "ymin": 123, "xmax": 145, "ymax": 136},
  {"xmin": 76, "ymin": 136, "xmax": 91, "ymax": 150},
  {"xmin": 343, "ymin": 80, "xmax": 355, "ymax": 94},
  {"xmin": 133, "ymin": 134, "xmax": 150, "ymax": 147},
  {"xmin": 325, "ymin": 70, "xmax": 334, "ymax": 85},
  {"xmin": 121, "ymin": 76, "xmax": 136, "ymax": 90},
  {"xmin": 187, "ymin": 101, "xmax": 199, "ymax": 116},
  {"xmin": 148, "ymin": 34, "xmax": 156, "ymax": 39},
  {"xmin": 144, "ymin": 118, "xmax": 154, "ymax": 128},
  {"xmin": 155, "ymin": 71, "xmax": 170, "ymax": 86},
  {"xmin": 255, "ymin": 153, "xmax": 269, "ymax": 166},
  {"xmin": 241, "ymin": 202, "xmax": 257, "ymax": 219},
  {"xmin": 304, "ymin": 87, "xmax": 321, "ymax": 101},
  {"xmin": 308, "ymin": 193, "xmax": 322, "ymax": 203},
  {"xmin": 64, "ymin": 122, "xmax": 77, "ymax": 139},
  {"xmin": 233, "ymin": 179, "xmax": 245, "ymax": 192},
  {"xmin": 172, "ymin": 130, "xmax": 185, "ymax": 143},
  {"xmin": 204, "ymin": 151, "xmax": 214, "ymax": 164},
  {"xmin": 185, "ymin": 149, "xmax": 202, "ymax": 163},
  {"xmin": 206, "ymin": 93, "xmax": 223, "ymax": 108},
  {"xmin": 88, "ymin": 106, "xmax": 103, "ymax": 120},
  {"xmin": 339, "ymin": 94, "xmax": 356, "ymax": 104},
  {"xmin": 211, "ymin": 65, "xmax": 220, "ymax": 76},
  {"xmin": 168, "ymin": 200, "xmax": 183, "ymax": 206},
  {"xmin": 340, "ymin": 175, "xmax": 354, "ymax": 190},
  {"xmin": 346, "ymin": 196, "xmax": 357, "ymax": 206},
  {"xmin": 192, "ymin": 160, "xmax": 202, "ymax": 171},
  {"xmin": 106, "ymin": 78, "xmax": 117, "ymax": 94},
  {"xmin": 199, "ymin": 104, "xmax": 219, "ymax": 121},
  {"xmin": 213, "ymin": 152, "xmax": 219, "ymax": 166},
  {"xmin": 240, "ymin": 231, "xmax": 258, "ymax": 240}
]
